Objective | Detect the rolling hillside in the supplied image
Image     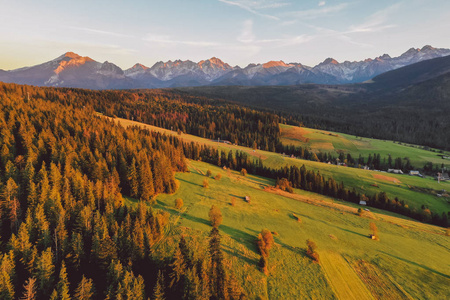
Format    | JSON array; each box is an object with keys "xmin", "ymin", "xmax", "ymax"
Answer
[
  {"xmin": 134, "ymin": 159, "xmax": 450, "ymax": 299},
  {"xmin": 109, "ymin": 116, "xmax": 450, "ymax": 218},
  {"xmin": 280, "ymin": 124, "xmax": 450, "ymax": 170}
]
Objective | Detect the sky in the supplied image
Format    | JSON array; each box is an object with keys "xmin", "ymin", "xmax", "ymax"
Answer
[{"xmin": 1, "ymin": 0, "xmax": 450, "ymax": 70}]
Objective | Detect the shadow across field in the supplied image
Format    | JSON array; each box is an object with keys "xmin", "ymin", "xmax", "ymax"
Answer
[
  {"xmin": 222, "ymin": 245, "xmax": 257, "ymax": 266},
  {"xmin": 177, "ymin": 177, "xmax": 203, "ymax": 187},
  {"xmin": 335, "ymin": 226, "xmax": 368, "ymax": 238},
  {"xmin": 379, "ymin": 250, "xmax": 450, "ymax": 279}
]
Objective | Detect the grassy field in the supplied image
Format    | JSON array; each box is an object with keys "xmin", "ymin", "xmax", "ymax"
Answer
[
  {"xmin": 280, "ymin": 123, "xmax": 450, "ymax": 170},
  {"xmin": 127, "ymin": 160, "xmax": 450, "ymax": 299},
  {"xmin": 108, "ymin": 115, "xmax": 450, "ymax": 215}
]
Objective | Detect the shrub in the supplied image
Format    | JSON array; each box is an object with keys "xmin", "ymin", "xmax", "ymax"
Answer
[
  {"xmin": 275, "ymin": 178, "xmax": 294, "ymax": 193},
  {"xmin": 175, "ymin": 198, "xmax": 183, "ymax": 209},
  {"xmin": 306, "ymin": 239, "xmax": 319, "ymax": 263},
  {"xmin": 240, "ymin": 168, "xmax": 247, "ymax": 176},
  {"xmin": 257, "ymin": 229, "xmax": 274, "ymax": 258},
  {"xmin": 230, "ymin": 197, "xmax": 236, "ymax": 207},
  {"xmin": 209, "ymin": 205, "xmax": 222, "ymax": 228},
  {"xmin": 206, "ymin": 169, "xmax": 212, "ymax": 177},
  {"xmin": 203, "ymin": 179, "xmax": 209, "ymax": 188},
  {"xmin": 215, "ymin": 173, "xmax": 222, "ymax": 180},
  {"xmin": 370, "ymin": 222, "xmax": 379, "ymax": 240},
  {"xmin": 292, "ymin": 213, "xmax": 302, "ymax": 223},
  {"xmin": 357, "ymin": 208, "xmax": 363, "ymax": 216}
]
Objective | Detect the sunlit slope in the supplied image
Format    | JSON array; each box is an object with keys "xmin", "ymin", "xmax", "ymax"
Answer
[
  {"xmin": 133, "ymin": 160, "xmax": 450, "ymax": 299},
  {"xmin": 109, "ymin": 115, "xmax": 450, "ymax": 214},
  {"xmin": 280, "ymin": 123, "xmax": 450, "ymax": 169}
]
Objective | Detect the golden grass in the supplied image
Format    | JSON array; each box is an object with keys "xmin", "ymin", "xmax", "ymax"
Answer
[
  {"xmin": 372, "ymin": 174, "xmax": 402, "ymax": 184},
  {"xmin": 282, "ymin": 126, "xmax": 309, "ymax": 142},
  {"xmin": 320, "ymin": 251, "xmax": 375, "ymax": 300},
  {"xmin": 352, "ymin": 260, "xmax": 414, "ymax": 300},
  {"xmin": 310, "ymin": 142, "xmax": 335, "ymax": 150}
]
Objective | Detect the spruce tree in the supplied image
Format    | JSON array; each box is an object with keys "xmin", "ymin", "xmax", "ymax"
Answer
[
  {"xmin": 19, "ymin": 277, "xmax": 36, "ymax": 300},
  {"xmin": 153, "ymin": 270, "xmax": 165, "ymax": 300},
  {"xmin": 56, "ymin": 261, "xmax": 70, "ymax": 300},
  {"xmin": 128, "ymin": 158, "xmax": 139, "ymax": 198},
  {"xmin": 74, "ymin": 276, "xmax": 94, "ymax": 300}
]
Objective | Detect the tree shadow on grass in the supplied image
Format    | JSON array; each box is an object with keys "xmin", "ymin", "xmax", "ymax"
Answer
[
  {"xmin": 275, "ymin": 239, "xmax": 306, "ymax": 256},
  {"xmin": 222, "ymin": 245, "xmax": 257, "ymax": 266},
  {"xmin": 335, "ymin": 226, "xmax": 368, "ymax": 238},
  {"xmin": 177, "ymin": 177, "xmax": 202, "ymax": 187},
  {"xmin": 379, "ymin": 250, "xmax": 450, "ymax": 279},
  {"xmin": 178, "ymin": 213, "xmax": 211, "ymax": 227},
  {"xmin": 229, "ymin": 193, "xmax": 244, "ymax": 199},
  {"xmin": 219, "ymin": 224, "xmax": 259, "ymax": 254}
]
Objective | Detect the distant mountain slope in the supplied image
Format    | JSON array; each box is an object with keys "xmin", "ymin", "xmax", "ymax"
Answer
[
  {"xmin": 369, "ymin": 54, "xmax": 450, "ymax": 90},
  {"xmin": 0, "ymin": 52, "xmax": 132, "ymax": 89},
  {"xmin": 1, "ymin": 46, "xmax": 449, "ymax": 89},
  {"xmin": 174, "ymin": 55, "xmax": 450, "ymax": 149}
]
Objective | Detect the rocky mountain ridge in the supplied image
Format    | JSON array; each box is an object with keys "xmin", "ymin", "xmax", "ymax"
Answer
[{"xmin": 1, "ymin": 45, "xmax": 449, "ymax": 89}]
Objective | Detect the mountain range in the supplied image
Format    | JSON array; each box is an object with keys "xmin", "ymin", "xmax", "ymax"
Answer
[
  {"xmin": 175, "ymin": 54, "xmax": 450, "ymax": 149},
  {"xmin": 1, "ymin": 45, "xmax": 449, "ymax": 89}
]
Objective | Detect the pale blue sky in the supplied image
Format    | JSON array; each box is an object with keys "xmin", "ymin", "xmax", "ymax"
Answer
[{"xmin": 1, "ymin": 0, "xmax": 449, "ymax": 69}]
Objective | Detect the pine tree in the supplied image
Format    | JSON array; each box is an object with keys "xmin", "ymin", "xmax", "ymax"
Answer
[
  {"xmin": 153, "ymin": 270, "xmax": 165, "ymax": 300},
  {"xmin": 128, "ymin": 158, "xmax": 139, "ymax": 198},
  {"xmin": 209, "ymin": 228, "xmax": 227, "ymax": 299},
  {"xmin": 138, "ymin": 154, "xmax": 154, "ymax": 202},
  {"xmin": 170, "ymin": 248, "xmax": 186, "ymax": 287},
  {"xmin": 74, "ymin": 276, "xmax": 94, "ymax": 300},
  {"xmin": 0, "ymin": 251, "xmax": 15, "ymax": 300},
  {"xmin": 56, "ymin": 261, "xmax": 71, "ymax": 300},
  {"xmin": 184, "ymin": 267, "xmax": 200, "ymax": 300},
  {"xmin": 34, "ymin": 247, "xmax": 55, "ymax": 297},
  {"xmin": 19, "ymin": 277, "xmax": 36, "ymax": 300}
]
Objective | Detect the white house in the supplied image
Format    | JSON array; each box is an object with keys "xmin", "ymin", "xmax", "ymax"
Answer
[{"xmin": 388, "ymin": 169, "xmax": 403, "ymax": 174}]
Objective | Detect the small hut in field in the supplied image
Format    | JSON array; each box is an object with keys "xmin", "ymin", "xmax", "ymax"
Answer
[{"xmin": 244, "ymin": 196, "xmax": 251, "ymax": 203}]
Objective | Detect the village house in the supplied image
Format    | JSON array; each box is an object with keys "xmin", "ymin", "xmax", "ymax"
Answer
[
  {"xmin": 388, "ymin": 169, "xmax": 403, "ymax": 174},
  {"xmin": 409, "ymin": 170, "xmax": 423, "ymax": 177}
]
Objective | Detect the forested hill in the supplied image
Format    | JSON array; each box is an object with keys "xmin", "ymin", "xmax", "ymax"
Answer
[
  {"xmin": 3, "ymin": 84, "xmax": 283, "ymax": 152},
  {"xmin": 171, "ymin": 55, "xmax": 450, "ymax": 150},
  {"xmin": 0, "ymin": 82, "xmax": 246, "ymax": 299}
]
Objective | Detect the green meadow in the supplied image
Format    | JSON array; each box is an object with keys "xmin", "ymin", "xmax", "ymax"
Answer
[
  {"xmin": 280, "ymin": 123, "xmax": 450, "ymax": 170},
  {"xmin": 111, "ymin": 116, "xmax": 450, "ymax": 214},
  {"xmin": 127, "ymin": 160, "xmax": 450, "ymax": 299}
]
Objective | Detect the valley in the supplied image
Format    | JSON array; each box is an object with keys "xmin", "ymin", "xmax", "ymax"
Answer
[
  {"xmin": 2, "ymin": 1, "xmax": 450, "ymax": 299},
  {"xmin": 1, "ymin": 51, "xmax": 450, "ymax": 298},
  {"xmin": 109, "ymin": 115, "xmax": 450, "ymax": 216}
]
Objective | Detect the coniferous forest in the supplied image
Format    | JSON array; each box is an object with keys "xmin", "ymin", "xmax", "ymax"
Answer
[
  {"xmin": 0, "ymin": 83, "xmax": 246, "ymax": 299},
  {"xmin": 0, "ymin": 82, "xmax": 448, "ymax": 299}
]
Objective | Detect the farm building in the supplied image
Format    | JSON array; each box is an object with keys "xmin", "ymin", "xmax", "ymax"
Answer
[
  {"xmin": 438, "ymin": 173, "xmax": 450, "ymax": 181},
  {"xmin": 359, "ymin": 200, "xmax": 367, "ymax": 206},
  {"xmin": 244, "ymin": 196, "xmax": 250, "ymax": 202},
  {"xmin": 409, "ymin": 170, "xmax": 423, "ymax": 177},
  {"xmin": 388, "ymin": 169, "xmax": 403, "ymax": 174}
]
